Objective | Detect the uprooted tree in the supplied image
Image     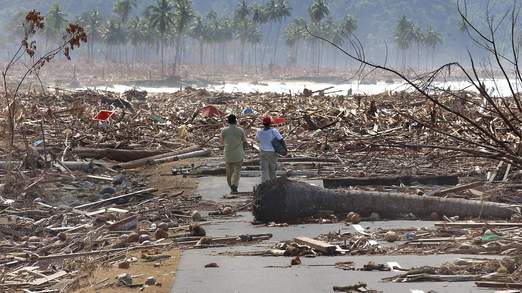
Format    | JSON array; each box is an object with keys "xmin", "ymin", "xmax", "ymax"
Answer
[
  {"xmin": 1, "ymin": 10, "xmax": 87, "ymax": 149},
  {"xmin": 308, "ymin": 0, "xmax": 522, "ymax": 172}
]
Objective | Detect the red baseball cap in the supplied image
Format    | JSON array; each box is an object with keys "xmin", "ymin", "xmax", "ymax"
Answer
[{"xmin": 262, "ymin": 116, "xmax": 272, "ymax": 125}]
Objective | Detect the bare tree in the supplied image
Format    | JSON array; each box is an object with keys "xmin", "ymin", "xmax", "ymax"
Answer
[{"xmin": 307, "ymin": 0, "xmax": 522, "ymax": 170}]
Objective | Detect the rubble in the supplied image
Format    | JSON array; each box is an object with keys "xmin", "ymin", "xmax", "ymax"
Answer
[{"xmin": 3, "ymin": 86, "xmax": 522, "ymax": 291}]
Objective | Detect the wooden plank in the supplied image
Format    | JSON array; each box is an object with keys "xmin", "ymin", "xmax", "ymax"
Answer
[
  {"xmin": 73, "ymin": 188, "xmax": 156, "ymax": 210},
  {"xmin": 387, "ymin": 261, "xmax": 402, "ymax": 272},
  {"xmin": 294, "ymin": 237, "xmax": 336, "ymax": 255},
  {"xmin": 476, "ymin": 281, "xmax": 522, "ymax": 289},
  {"xmin": 352, "ymin": 224, "xmax": 370, "ymax": 236},
  {"xmin": 323, "ymin": 175, "xmax": 459, "ymax": 188},
  {"xmin": 30, "ymin": 270, "xmax": 67, "ymax": 286},
  {"xmin": 427, "ymin": 181, "xmax": 483, "ymax": 196},
  {"xmin": 410, "ymin": 236, "xmax": 467, "ymax": 243},
  {"xmin": 86, "ymin": 175, "xmax": 113, "ymax": 181},
  {"xmin": 0, "ymin": 216, "xmax": 16, "ymax": 225},
  {"xmin": 107, "ymin": 207, "xmax": 129, "ymax": 213}
]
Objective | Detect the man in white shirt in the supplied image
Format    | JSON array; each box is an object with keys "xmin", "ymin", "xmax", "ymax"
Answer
[{"xmin": 255, "ymin": 116, "xmax": 283, "ymax": 182}]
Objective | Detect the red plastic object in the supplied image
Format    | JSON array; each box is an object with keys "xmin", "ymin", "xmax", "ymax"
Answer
[
  {"xmin": 200, "ymin": 105, "xmax": 225, "ymax": 118},
  {"xmin": 93, "ymin": 110, "xmax": 115, "ymax": 121},
  {"xmin": 272, "ymin": 117, "xmax": 286, "ymax": 124}
]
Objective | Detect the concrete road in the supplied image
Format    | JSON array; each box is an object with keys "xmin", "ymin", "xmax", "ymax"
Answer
[{"xmin": 172, "ymin": 176, "xmax": 494, "ymax": 293}]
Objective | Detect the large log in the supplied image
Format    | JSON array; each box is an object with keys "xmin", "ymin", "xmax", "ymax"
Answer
[
  {"xmin": 323, "ymin": 175, "xmax": 459, "ymax": 188},
  {"xmin": 253, "ymin": 178, "xmax": 515, "ymax": 222},
  {"xmin": 152, "ymin": 149, "xmax": 211, "ymax": 165},
  {"xmin": 38, "ymin": 147, "xmax": 170, "ymax": 162},
  {"xmin": 114, "ymin": 146, "xmax": 202, "ymax": 169}
]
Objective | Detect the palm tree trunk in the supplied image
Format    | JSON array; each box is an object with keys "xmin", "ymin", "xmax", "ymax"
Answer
[
  {"xmin": 254, "ymin": 179, "xmax": 515, "ymax": 223},
  {"xmin": 199, "ymin": 40, "xmax": 203, "ymax": 65},
  {"xmin": 272, "ymin": 21, "xmax": 282, "ymax": 65},
  {"xmin": 240, "ymin": 40, "xmax": 245, "ymax": 71},
  {"xmin": 160, "ymin": 37, "xmax": 165, "ymax": 77}
]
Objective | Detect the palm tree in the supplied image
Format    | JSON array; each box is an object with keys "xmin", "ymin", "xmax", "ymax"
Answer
[
  {"xmin": 286, "ymin": 17, "xmax": 305, "ymax": 66},
  {"xmin": 252, "ymin": 4, "xmax": 269, "ymax": 25},
  {"xmin": 424, "ymin": 25, "xmax": 443, "ymax": 69},
  {"xmin": 394, "ymin": 16, "xmax": 415, "ymax": 69},
  {"xmin": 411, "ymin": 25, "xmax": 424, "ymax": 70},
  {"xmin": 253, "ymin": 3, "xmax": 270, "ymax": 69},
  {"xmin": 113, "ymin": 0, "xmax": 137, "ymax": 23},
  {"xmin": 234, "ymin": 0, "xmax": 252, "ymax": 70},
  {"xmin": 102, "ymin": 19, "xmax": 127, "ymax": 62},
  {"xmin": 339, "ymin": 15, "xmax": 357, "ymax": 38},
  {"xmin": 267, "ymin": 0, "xmax": 291, "ymax": 65},
  {"xmin": 127, "ymin": 16, "xmax": 145, "ymax": 62},
  {"xmin": 80, "ymin": 10, "xmax": 103, "ymax": 62},
  {"xmin": 190, "ymin": 15, "xmax": 207, "ymax": 65},
  {"xmin": 45, "ymin": 3, "xmax": 68, "ymax": 47},
  {"xmin": 172, "ymin": 0, "xmax": 195, "ymax": 76},
  {"xmin": 309, "ymin": 0, "xmax": 329, "ymax": 24},
  {"xmin": 217, "ymin": 17, "xmax": 234, "ymax": 65},
  {"xmin": 308, "ymin": 0, "xmax": 329, "ymax": 72},
  {"xmin": 146, "ymin": 0, "xmax": 175, "ymax": 76}
]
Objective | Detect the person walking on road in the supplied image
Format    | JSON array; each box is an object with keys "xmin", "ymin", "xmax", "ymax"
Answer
[
  {"xmin": 256, "ymin": 116, "xmax": 284, "ymax": 183},
  {"xmin": 220, "ymin": 114, "xmax": 247, "ymax": 194}
]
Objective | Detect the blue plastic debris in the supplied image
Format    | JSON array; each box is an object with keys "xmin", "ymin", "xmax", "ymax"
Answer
[{"xmin": 242, "ymin": 107, "xmax": 256, "ymax": 115}]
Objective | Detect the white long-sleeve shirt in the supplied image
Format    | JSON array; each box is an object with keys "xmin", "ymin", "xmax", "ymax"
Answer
[{"xmin": 255, "ymin": 127, "xmax": 283, "ymax": 152}]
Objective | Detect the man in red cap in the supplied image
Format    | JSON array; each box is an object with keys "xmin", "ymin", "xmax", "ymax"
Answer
[{"xmin": 255, "ymin": 116, "xmax": 283, "ymax": 182}]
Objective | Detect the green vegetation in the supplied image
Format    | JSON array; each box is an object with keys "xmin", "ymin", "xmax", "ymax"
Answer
[{"xmin": 0, "ymin": 0, "xmax": 512, "ymax": 72}]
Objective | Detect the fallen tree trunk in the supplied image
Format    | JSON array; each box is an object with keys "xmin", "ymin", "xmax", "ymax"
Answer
[
  {"xmin": 242, "ymin": 157, "xmax": 340, "ymax": 166},
  {"xmin": 114, "ymin": 146, "xmax": 202, "ymax": 169},
  {"xmin": 323, "ymin": 175, "xmax": 459, "ymax": 188},
  {"xmin": 253, "ymin": 178, "xmax": 515, "ymax": 222},
  {"xmin": 1, "ymin": 161, "xmax": 93, "ymax": 172},
  {"xmin": 39, "ymin": 147, "xmax": 170, "ymax": 162},
  {"xmin": 152, "ymin": 149, "xmax": 211, "ymax": 165}
]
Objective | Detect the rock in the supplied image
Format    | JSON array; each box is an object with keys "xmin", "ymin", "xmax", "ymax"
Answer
[
  {"xmin": 291, "ymin": 256, "xmax": 301, "ymax": 265},
  {"xmin": 118, "ymin": 260, "xmax": 130, "ymax": 269},
  {"xmin": 198, "ymin": 236, "xmax": 212, "ymax": 245},
  {"xmin": 384, "ymin": 231, "xmax": 400, "ymax": 242},
  {"xmin": 205, "ymin": 263, "xmax": 219, "ymax": 268},
  {"xmin": 112, "ymin": 174, "xmax": 128, "ymax": 186},
  {"xmin": 222, "ymin": 206, "xmax": 233, "ymax": 215},
  {"xmin": 154, "ymin": 262, "xmax": 161, "ymax": 267},
  {"xmin": 57, "ymin": 232, "xmax": 67, "ymax": 241},
  {"xmin": 158, "ymin": 222, "xmax": 169, "ymax": 231},
  {"xmin": 191, "ymin": 210, "xmax": 202, "ymax": 222},
  {"xmin": 404, "ymin": 232, "xmax": 416, "ymax": 240},
  {"xmin": 346, "ymin": 212, "xmax": 361, "ymax": 224},
  {"xmin": 28, "ymin": 236, "xmax": 41, "ymax": 242},
  {"xmin": 145, "ymin": 276, "xmax": 156, "ymax": 285},
  {"xmin": 138, "ymin": 234, "xmax": 151, "ymax": 243},
  {"xmin": 127, "ymin": 232, "xmax": 139, "ymax": 243},
  {"xmin": 118, "ymin": 273, "xmax": 132, "ymax": 286},
  {"xmin": 99, "ymin": 186, "xmax": 116, "ymax": 195},
  {"xmin": 150, "ymin": 223, "xmax": 157, "ymax": 230},
  {"xmin": 189, "ymin": 223, "xmax": 206, "ymax": 236},
  {"xmin": 369, "ymin": 212, "xmax": 380, "ymax": 221},
  {"xmin": 430, "ymin": 211, "xmax": 440, "ymax": 220},
  {"xmin": 154, "ymin": 228, "xmax": 168, "ymax": 240}
]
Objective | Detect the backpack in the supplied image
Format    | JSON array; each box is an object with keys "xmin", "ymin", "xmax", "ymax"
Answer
[{"xmin": 270, "ymin": 129, "xmax": 288, "ymax": 156}]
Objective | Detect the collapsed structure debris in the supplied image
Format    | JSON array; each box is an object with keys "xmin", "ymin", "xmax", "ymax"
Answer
[{"xmin": 2, "ymin": 84, "xmax": 522, "ymax": 291}]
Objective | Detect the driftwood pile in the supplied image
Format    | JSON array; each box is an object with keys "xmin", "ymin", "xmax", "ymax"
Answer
[{"xmin": 1, "ymin": 86, "xmax": 522, "ymax": 291}]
